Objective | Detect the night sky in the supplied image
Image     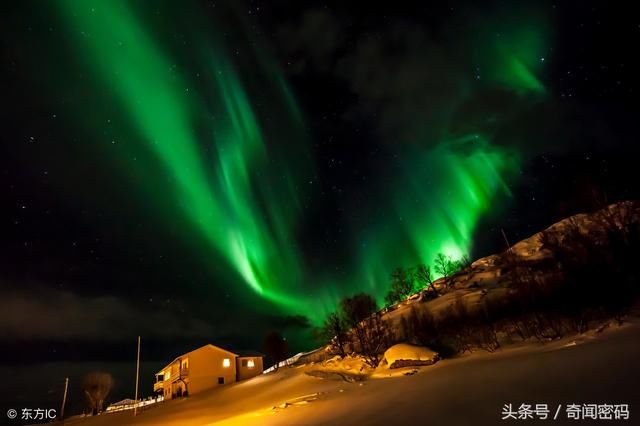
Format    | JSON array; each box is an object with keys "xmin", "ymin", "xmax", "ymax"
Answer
[{"xmin": 2, "ymin": 0, "xmax": 639, "ymax": 371}]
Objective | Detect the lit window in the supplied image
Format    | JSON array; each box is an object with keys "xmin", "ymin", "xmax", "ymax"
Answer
[
  {"xmin": 166, "ymin": 370, "xmax": 171, "ymax": 379},
  {"xmin": 247, "ymin": 359, "xmax": 255, "ymax": 368},
  {"xmin": 223, "ymin": 358, "xmax": 230, "ymax": 368}
]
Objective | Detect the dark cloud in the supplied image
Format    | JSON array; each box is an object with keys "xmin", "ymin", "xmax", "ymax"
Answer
[
  {"xmin": 263, "ymin": 314, "xmax": 311, "ymax": 330},
  {"xmin": 0, "ymin": 289, "xmax": 214, "ymax": 341},
  {"xmin": 278, "ymin": 9, "xmax": 343, "ymax": 73},
  {"xmin": 277, "ymin": 11, "xmax": 488, "ymax": 146},
  {"xmin": 335, "ymin": 23, "xmax": 466, "ymax": 144},
  {"xmin": 278, "ymin": 3, "xmax": 640, "ymax": 165}
]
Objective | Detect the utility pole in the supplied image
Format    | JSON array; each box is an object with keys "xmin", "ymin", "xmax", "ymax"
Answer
[
  {"xmin": 59, "ymin": 377, "xmax": 69, "ymax": 422},
  {"xmin": 501, "ymin": 228, "xmax": 512, "ymax": 253},
  {"xmin": 134, "ymin": 336, "xmax": 141, "ymax": 416}
]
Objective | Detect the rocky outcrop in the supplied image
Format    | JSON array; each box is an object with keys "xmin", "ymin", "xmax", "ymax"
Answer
[{"xmin": 382, "ymin": 343, "xmax": 439, "ymax": 369}]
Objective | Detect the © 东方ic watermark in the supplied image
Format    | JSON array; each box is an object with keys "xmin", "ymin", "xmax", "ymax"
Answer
[
  {"xmin": 6, "ymin": 408, "xmax": 57, "ymax": 421},
  {"xmin": 502, "ymin": 403, "xmax": 630, "ymax": 421}
]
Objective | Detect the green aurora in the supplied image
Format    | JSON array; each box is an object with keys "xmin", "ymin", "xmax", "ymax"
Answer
[
  {"xmin": 52, "ymin": 1, "xmax": 546, "ymax": 322},
  {"xmin": 57, "ymin": 0, "xmax": 310, "ymax": 311},
  {"xmin": 354, "ymin": 137, "xmax": 519, "ymax": 303}
]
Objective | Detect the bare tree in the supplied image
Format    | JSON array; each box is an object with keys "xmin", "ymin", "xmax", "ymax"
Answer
[
  {"xmin": 457, "ymin": 255, "xmax": 472, "ymax": 271},
  {"xmin": 82, "ymin": 371, "xmax": 113, "ymax": 415},
  {"xmin": 317, "ymin": 312, "xmax": 347, "ymax": 356},
  {"xmin": 402, "ymin": 305, "xmax": 457, "ymax": 357},
  {"xmin": 340, "ymin": 293, "xmax": 388, "ymax": 367},
  {"xmin": 340, "ymin": 293, "xmax": 377, "ymax": 329},
  {"xmin": 359, "ymin": 311, "xmax": 391, "ymax": 367},
  {"xmin": 412, "ymin": 263, "xmax": 437, "ymax": 295},
  {"xmin": 434, "ymin": 253, "xmax": 459, "ymax": 288},
  {"xmin": 263, "ymin": 331, "xmax": 289, "ymax": 371},
  {"xmin": 384, "ymin": 267, "xmax": 413, "ymax": 306}
]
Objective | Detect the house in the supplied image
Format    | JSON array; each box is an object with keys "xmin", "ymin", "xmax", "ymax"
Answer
[{"xmin": 153, "ymin": 344, "xmax": 264, "ymax": 399}]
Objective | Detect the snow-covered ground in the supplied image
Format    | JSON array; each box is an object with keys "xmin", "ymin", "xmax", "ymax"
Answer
[
  {"xmin": 53, "ymin": 203, "xmax": 639, "ymax": 426},
  {"xmin": 58, "ymin": 313, "xmax": 640, "ymax": 426}
]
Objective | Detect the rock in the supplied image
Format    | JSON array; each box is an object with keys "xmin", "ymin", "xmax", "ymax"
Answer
[
  {"xmin": 323, "ymin": 355, "xmax": 342, "ymax": 366},
  {"xmin": 306, "ymin": 370, "xmax": 365, "ymax": 382},
  {"xmin": 382, "ymin": 343, "xmax": 439, "ymax": 369}
]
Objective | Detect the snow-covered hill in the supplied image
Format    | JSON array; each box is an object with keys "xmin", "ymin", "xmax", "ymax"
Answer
[
  {"xmin": 59, "ymin": 310, "xmax": 640, "ymax": 426},
  {"xmin": 55, "ymin": 201, "xmax": 640, "ymax": 426},
  {"xmin": 380, "ymin": 201, "xmax": 640, "ymax": 327}
]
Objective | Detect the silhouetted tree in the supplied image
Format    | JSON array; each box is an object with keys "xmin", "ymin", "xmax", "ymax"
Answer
[
  {"xmin": 339, "ymin": 293, "xmax": 389, "ymax": 367},
  {"xmin": 474, "ymin": 298, "xmax": 501, "ymax": 352},
  {"xmin": 82, "ymin": 371, "xmax": 113, "ymax": 415},
  {"xmin": 412, "ymin": 263, "xmax": 437, "ymax": 295},
  {"xmin": 402, "ymin": 305, "xmax": 456, "ymax": 357},
  {"xmin": 457, "ymin": 255, "xmax": 472, "ymax": 271},
  {"xmin": 434, "ymin": 253, "xmax": 459, "ymax": 288},
  {"xmin": 340, "ymin": 293, "xmax": 377, "ymax": 328},
  {"xmin": 384, "ymin": 267, "xmax": 413, "ymax": 306},
  {"xmin": 358, "ymin": 311, "xmax": 391, "ymax": 367},
  {"xmin": 450, "ymin": 293, "xmax": 474, "ymax": 353},
  {"xmin": 316, "ymin": 312, "xmax": 347, "ymax": 356},
  {"xmin": 263, "ymin": 331, "xmax": 289, "ymax": 371}
]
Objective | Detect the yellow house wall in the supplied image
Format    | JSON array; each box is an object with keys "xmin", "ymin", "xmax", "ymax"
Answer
[
  {"xmin": 158, "ymin": 345, "xmax": 238, "ymax": 399},
  {"xmin": 186, "ymin": 345, "xmax": 237, "ymax": 395},
  {"xmin": 160, "ymin": 361, "xmax": 182, "ymax": 399},
  {"xmin": 237, "ymin": 356, "xmax": 264, "ymax": 381}
]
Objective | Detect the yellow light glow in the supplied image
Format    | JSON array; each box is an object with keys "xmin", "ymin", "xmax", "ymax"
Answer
[
  {"xmin": 223, "ymin": 358, "xmax": 230, "ymax": 368},
  {"xmin": 247, "ymin": 359, "xmax": 255, "ymax": 368}
]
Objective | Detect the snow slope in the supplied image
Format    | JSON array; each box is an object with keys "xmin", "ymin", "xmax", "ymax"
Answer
[
  {"xmin": 380, "ymin": 200, "xmax": 640, "ymax": 329},
  {"xmin": 55, "ymin": 203, "xmax": 640, "ymax": 425},
  {"xmin": 58, "ymin": 313, "xmax": 640, "ymax": 426}
]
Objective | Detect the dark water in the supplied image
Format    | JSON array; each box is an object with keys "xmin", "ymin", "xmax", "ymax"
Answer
[{"xmin": 0, "ymin": 360, "xmax": 164, "ymax": 423}]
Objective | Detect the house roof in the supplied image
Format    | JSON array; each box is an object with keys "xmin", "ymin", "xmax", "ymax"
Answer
[
  {"xmin": 235, "ymin": 350, "xmax": 265, "ymax": 358},
  {"xmin": 156, "ymin": 344, "xmax": 238, "ymax": 374}
]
